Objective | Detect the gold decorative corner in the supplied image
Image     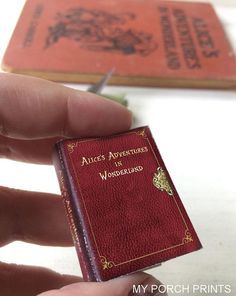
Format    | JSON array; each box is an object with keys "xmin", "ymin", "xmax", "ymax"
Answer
[
  {"xmin": 153, "ymin": 167, "xmax": 174, "ymax": 196},
  {"xmin": 100, "ymin": 256, "xmax": 114, "ymax": 270},
  {"xmin": 67, "ymin": 142, "xmax": 78, "ymax": 153},
  {"xmin": 182, "ymin": 230, "xmax": 193, "ymax": 244},
  {"xmin": 136, "ymin": 129, "xmax": 147, "ymax": 138}
]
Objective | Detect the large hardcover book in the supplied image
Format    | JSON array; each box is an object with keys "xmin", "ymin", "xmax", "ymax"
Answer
[
  {"xmin": 53, "ymin": 126, "xmax": 202, "ymax": 281},
  {"xmin": 2, "ymin": 0, "xmax": 236, "ymax": 89}
]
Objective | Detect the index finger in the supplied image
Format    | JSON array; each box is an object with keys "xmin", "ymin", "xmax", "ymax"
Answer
[{"xmin": 0, "ymin": 73, "xmax": 132, "ymax": 140}]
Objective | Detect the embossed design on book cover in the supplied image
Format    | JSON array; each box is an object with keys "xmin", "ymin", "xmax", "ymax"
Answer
[
  {"xmin": 153, "ymin": 167, "xmax": 174, "ymax": 196},
  {"xmin": 183, "ymin": 230, "xmax": 193, "ymax": 243},
  {"xmin": 67, "ymin": 142, "xmax": 78, "ymax": 154},
  {"xmin": 100, "ymin": 256, "xmax": 115, "ymax": 270}
]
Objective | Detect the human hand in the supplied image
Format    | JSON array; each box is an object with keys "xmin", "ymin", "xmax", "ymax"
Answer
[{"xmin": 0, "ymin": 73, "xmax": 163, "ymax": 296}]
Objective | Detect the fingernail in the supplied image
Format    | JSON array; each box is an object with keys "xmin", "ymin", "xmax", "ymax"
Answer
[{"xmin": 128, "ymin": 275, "xmax": 167, "ymax": 296}]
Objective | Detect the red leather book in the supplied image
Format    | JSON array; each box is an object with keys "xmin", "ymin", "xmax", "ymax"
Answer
[
  {"xmin": 2, "ymin": 0, "xmax": 236, "ymax": 89},
  {"xmin": 53, "ymin": 126, "xmax": 202, "ymax": 281}
]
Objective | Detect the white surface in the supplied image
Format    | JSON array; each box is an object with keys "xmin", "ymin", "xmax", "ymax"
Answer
[{"xmin": 0, "ymin": 1, "xmax": 236, "ymax": 295}]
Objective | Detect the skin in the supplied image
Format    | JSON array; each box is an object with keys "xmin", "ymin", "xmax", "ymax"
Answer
[{"xmin": 0, "ymin": 73, "xmax": 164, "ymax": 296}]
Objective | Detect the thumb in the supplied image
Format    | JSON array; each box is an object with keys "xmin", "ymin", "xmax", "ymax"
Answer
[{"xmin": 38, "ymin": 272, "xmax": 166, "ymax": 296}]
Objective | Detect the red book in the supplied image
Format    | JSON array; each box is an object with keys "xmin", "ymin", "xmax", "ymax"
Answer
[
  {"xmin": 53, "ymin": 126, "xmax": 202, "ymax": 281},
  {"xmin": 1, "ymin": 0, "xmax": 236, "ymax": 89}
]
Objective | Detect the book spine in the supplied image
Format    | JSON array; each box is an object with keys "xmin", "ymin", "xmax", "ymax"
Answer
[{"xmin": 53, "ymin": 144, "xmax": 94, "ymax": 281}]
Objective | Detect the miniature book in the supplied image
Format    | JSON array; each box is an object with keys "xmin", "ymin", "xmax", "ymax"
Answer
[{"xmin": 53, "ymin": 126, "xmax": 202, "ymax": 281}]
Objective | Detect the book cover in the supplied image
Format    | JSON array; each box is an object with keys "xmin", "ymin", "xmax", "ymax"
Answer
[
  {"xmin": 53, "ymin": 126, "xmax": 202, "ymax": 281},
  {"xmin": 1, "ymin": 0, "xmax": 236, "ymax": 89}
]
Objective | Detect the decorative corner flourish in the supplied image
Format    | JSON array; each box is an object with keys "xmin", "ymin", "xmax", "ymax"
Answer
[
  {"xmin": 153, "ymin": 167, "xmax": 174, "ymax": 196},
  {"xmin": 67, "ymin": 142, "xmax": 78, "ymax": 153},
  {"xmin": 182, "ymin": 230, "xmax": 193, "ymax": 244},
  {"xmin": 100, "ymin": 256, "xmax": 114, "ymax": 270},
  {"xmin": 136, "ymin": 129, "xmax": 147, "ymax": 138}
]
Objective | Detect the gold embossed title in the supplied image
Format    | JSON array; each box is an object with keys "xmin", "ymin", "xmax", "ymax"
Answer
[{"xmin": 80, "ymin": 146, "xmax": 148, "ymax": 180}]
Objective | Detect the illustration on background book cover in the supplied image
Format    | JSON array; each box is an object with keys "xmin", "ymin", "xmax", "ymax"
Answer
[{"xmin": 45, "ymin": 7, "xmax": 158, "ymax": 56}]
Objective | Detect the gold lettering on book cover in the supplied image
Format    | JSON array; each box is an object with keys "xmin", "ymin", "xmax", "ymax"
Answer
[
  {"xmin": 153, "ymin": 167, "xmax": 174, "ymax": 196},
  {"xmin": 59, "ymin": 171, "xmax": 80, "ymax": 243}
]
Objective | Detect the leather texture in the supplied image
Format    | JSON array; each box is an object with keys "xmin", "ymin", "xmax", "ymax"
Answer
[{"xmin": 54, "ymin": 126, "xmax": 202, "ymax": 281}]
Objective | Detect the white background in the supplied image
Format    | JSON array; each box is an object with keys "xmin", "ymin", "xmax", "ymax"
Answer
[{"xmin": 0, "ymin": 1, "xmax": 236, "ymax": 295}]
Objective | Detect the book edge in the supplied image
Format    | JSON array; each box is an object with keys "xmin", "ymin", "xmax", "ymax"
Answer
[
  {"xmin": 53, "ymin": 143, "xmax": 100, "ymax": 281},
  {"xmin": 2, "ymin": 67, "xmax": 236, "ymax": 89}
]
